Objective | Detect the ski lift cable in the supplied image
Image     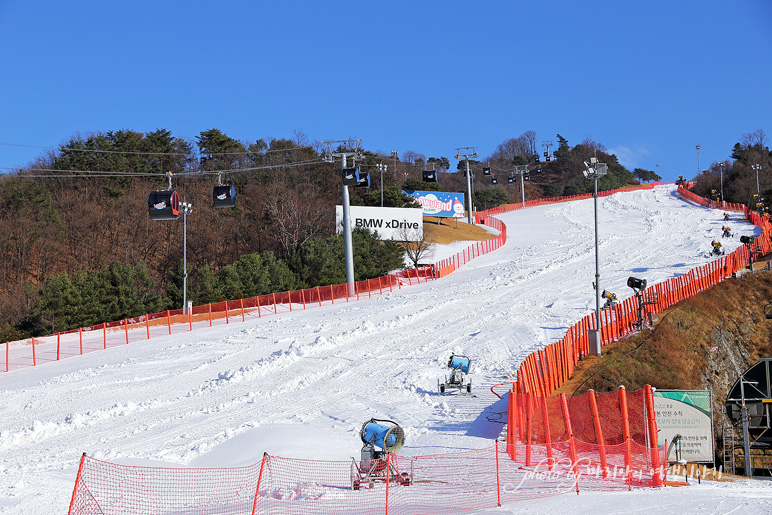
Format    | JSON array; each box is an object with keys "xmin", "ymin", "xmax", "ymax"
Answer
[
  {"xmin": 1, "ymin": 157, "xmax": 329, "ymax": 179},
  {"xmin": 0, "ymin": 140, "xmax": 317, "ymax": 157}
]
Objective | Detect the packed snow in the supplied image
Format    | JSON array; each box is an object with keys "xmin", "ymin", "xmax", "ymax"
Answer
[{"xmin": 1, "ymin": 185, "xmax": 771, "ymax": 514}]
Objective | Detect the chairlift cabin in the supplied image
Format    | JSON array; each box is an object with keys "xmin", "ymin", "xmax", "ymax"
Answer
[
  {"xmin": 342, "ymin": 168, "xmax": 360, "ymax": 186},
  {"xmin": 491, "ymin": 177, "xmax": 498, "ymax": 185},
  {"xmin": 482, "ymin": 167, "xmax": 491, "ymax": 176},
  {"xmin": 356, "ymin": 172, "xmax": 370, "ymax": 187},
  {"xmin": 212, "ymin": 184, "xmax": 237, "ymax": 208},
  {"xmin": 507, "ymin": 176, "xmax": 516, "ymax": 184},
  {"xmin": 148, "ymin": 190, "xmax": 180, "ymax": 221},
  {"xmin": 422, "ymin": 170, "xmax": 438, "ymax": 182}
]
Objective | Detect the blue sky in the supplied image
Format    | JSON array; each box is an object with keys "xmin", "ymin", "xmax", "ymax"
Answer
[{"xmin": 1, "ymin": 1, "xmax": 770, "ymax": 182}]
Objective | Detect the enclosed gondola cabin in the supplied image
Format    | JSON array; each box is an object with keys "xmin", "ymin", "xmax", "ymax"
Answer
[
  {"xmin": 422, "ymin": 170, "xmax": 438, "ymax": 182},
  {"xmin": 356, "ymin": 172, "xmax": 370, "ymax": 187},
  {"xmin": 213, "ymin": 184, "xmax": 237, "ymax": 208},
  {"xmin": 342, "ymin": 168, "xmax": 360, "ymax": 186},
  {"xmin": 148, "ymin": 190, "xmax": 180, "ymax": 221}
]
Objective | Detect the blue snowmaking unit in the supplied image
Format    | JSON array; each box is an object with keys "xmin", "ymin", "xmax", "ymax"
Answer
[
  {"xmin": 439, "ymin": 354, "xmax": 472, "ymax": 394},
  {"xmin": 351, "ymin": 418, "xmax": 412, "ymax": 490}
]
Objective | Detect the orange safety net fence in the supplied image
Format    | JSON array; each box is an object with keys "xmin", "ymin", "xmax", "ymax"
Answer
[
  {"xmin": 69, "ymin": 435, "xmax": 664, "ymax": 515},
  {"xmin": 512, "ymin": 186, "xmax": 772, "ymax": 398}
]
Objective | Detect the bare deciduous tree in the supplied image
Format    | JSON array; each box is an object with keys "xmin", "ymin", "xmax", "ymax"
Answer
[
  {"xmin": 263, "ymin": 183, "xmax": 330, "ymax": 256},
  {"xmin": 398, "ymin": 222, "xmax": 435, "ymax": 268}
]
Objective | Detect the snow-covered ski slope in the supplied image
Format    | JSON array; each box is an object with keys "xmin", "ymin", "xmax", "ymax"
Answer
[{"xmin": 2, "ymin": 184, "xmax": 771, "ymax": 514}]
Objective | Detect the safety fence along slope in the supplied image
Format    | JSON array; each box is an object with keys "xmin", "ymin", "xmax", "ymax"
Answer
[
  {"xmin": 69, "ymin": 390, "xmax": 663, "ymax": 515},
  {"xmin": 2, "ymin": 268, "xmax": 433, "ymax": 373},
  {"xmin": 508, "ymin": 185, "xmax": 771, "ymax": 401},
  {"xmin": 6, "ymin": 183, "xmax": 658, "ymax": 374}
]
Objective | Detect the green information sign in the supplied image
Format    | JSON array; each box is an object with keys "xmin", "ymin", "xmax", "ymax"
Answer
[{"xmin": 653, "ymin": 389, "xmax": 714, "ymax": 463}]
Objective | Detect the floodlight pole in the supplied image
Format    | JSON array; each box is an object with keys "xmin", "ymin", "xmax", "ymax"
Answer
[
  {"xmin": 583, "ymin": 158, "xmax": 607, "ymax": 356},
  {"xmin": 718, "ymin": 162, "xmax": 725, "ymax": 205},
  {"xmin": 696, "ymin": 144, "xmax": 701, "ymax": 176},
  {"xmin": 377, "ymin": 163, "xmax": 387, "ymax": 207},
  {"xmin": 181, "ymin": 201, "xmax": 193, "ymax": 314},
  {"xmin": 752, "ymin": 164, "xmax": 761, "ymax": 197},
  {"xmin": 593, "ymin": 176, "xmax": 601, "ymax": 352},
  {"xmin": 455, "ymin": 147, "xmax": 478, "ymax": 224}
]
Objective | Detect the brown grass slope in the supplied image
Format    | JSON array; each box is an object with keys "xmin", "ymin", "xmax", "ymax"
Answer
[{"xmin": 556, "ymin": 269, "xmax": 772, "ymax": 398}]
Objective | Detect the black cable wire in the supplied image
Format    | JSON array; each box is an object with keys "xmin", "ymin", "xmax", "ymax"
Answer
[
  {"xmin": 0, "ymin": 140, "xmax": 317, "ymax": 157},
  {"xmin": 0, "ymin": 157, "xmax": 329, "ymax": 179}
]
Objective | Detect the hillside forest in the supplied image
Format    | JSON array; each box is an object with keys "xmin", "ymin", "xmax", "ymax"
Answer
[{"xmin": 0, "ymin": 128, "xmax": 766, "ymax": 341}]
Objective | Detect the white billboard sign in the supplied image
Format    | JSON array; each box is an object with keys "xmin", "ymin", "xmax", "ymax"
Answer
[
  {"xmin": 653, "ymin": 390, "xmax": 714, "ymax": 463},
  {"xmin": 336, "ymin": 206, "xmax": 423, "ymax": 241}
]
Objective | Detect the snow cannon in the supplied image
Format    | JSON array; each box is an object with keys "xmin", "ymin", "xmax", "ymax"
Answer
[
  {"xmin": 360, "ymin": 419, "xmax": 405, "ymax": 456},
  {"xmin": 448, "ymin": 354, "xmax": 471, "ymax": 374},
  {"xmin": 602, "ymin": 290, "xmax": 618, "ymax": 308},
  {"xmin": 439, "ymin": 354, "xmax": 472, "ymax": 394},
  {"xmin": 627, "ymin": 277, "xmax": 646, "ymax": 291},
  {"xmin": 351, "ymin": 418, "xmax": 412, "ymax": 490}
]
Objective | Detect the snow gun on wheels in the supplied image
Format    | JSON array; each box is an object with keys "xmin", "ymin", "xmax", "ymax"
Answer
[
  {"xmin": 438, "ymin": 354, "xmax": 472, "ymax": 394},
  {"xmin": 351, "ymin": 418, "xmax": 412, "ymax": 490}
]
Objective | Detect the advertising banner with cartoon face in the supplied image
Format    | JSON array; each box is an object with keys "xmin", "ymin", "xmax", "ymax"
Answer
[{"xmin": 403, "ymin": 190, "xmax": 466, "ymax": 218}]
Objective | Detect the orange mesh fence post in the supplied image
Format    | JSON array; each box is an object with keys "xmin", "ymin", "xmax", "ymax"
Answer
[
  {"xmin": 67, "ymin": 452, "xmax": 87, "ymax": 515},
  {"xmin": 507, "ymin": 385, "xmax": 516, "ymax": 460},
  {"xmin": 541, "ymin": 395, "xmax": 555, "ymax": 470},
  {"xmin": 103, "ymin": 323, "xmax": 107, "ymax": 349},
  {"xmin": 241, "ymin": 298, "xmax": 246, "ymax": 321},
  {"xmin": 124, "ymin": 318, "xmax": 129, "ymax": 344},
  {"xmin": 356, "ymin": 281, "xmax": 360, "ymax": 300},
  {"xmin": 525, "ymin": 393, "xmax": 533, "ymax": 466},
  {"xmin": 559, "ymin": 393, "xmax": 579, "ymax": 482},
  {"xmin": 495, "ymin": 440, "xmax": 502, "ymax": 506},
  {"xmin": 31, "ymin": 337, "xmax": 36, "ymax": 366},
  {"xmin": 146, "ymin": 314, "xmax": 151, "ymax": 338},
  {"xmin": 538, "ymin": 350, "xmax": 549, "ymax": 395},
  {"xmin": 378, "ymin": 276, "xmax": 383, "ymax": 294},
  {"xmin": 79, "ymin": 327, "xmax": 83, "ymax": 355},
  {"xmin": 57, "ymin": 333, "xmax": 61, "ymax": 360},
  {"xmin": 189, "ymin": 308, "xmax": 193, "ymax": 330},
  {"xmin": 385, "ymin": 453, "xmax": 392, "ymax": 515},
  {"xmin": 644, "ymin": 384, "xmax": 663, "ymax": 486},
  {"xmin": 330, "ymin": 284, "xmax": 335, "ymax": 304},
  {"xmin": 250, "ymin": 453, "xmax": 268, "ymax": 515},
  {"xmin": 317, "ymin": 286, "xmax": 322, "ymax": 306},
  {"xmin": 588, "ymin": 389, "xmax": 608, "ymax": 477},
  {"xmin": 272, "ymin": 293, "xmax": 277, "ymax": 315},
  {"xmin": 226, "ymin": 301, "xmax": 231, "ymax": 322},
  {"xmin": 301, "ymin": 288, "xmax": 306, "ymax": 309},
  {"xmin": 208, "ymin": 303, "xmax": 213, "ymax": 326},
  {"xmin": 619, "ymin": 386, "xmax": 632, "ymax": 489},
  {"xmin": 167, "ymin": 310, "xmax": 171, "ymax": 334}
]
